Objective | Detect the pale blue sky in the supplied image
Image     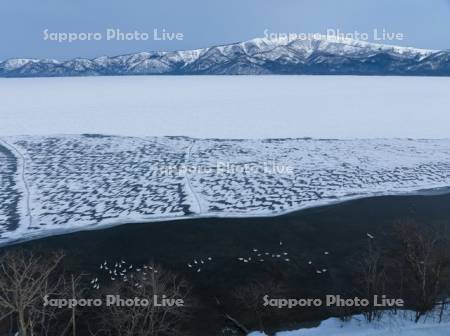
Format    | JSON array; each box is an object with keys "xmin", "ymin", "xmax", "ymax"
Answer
[{"xmin": 1, "ymin": 0, "xmax": 449, "ymax": 60}]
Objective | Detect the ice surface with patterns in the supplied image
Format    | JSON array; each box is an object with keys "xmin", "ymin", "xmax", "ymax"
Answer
[
  {"xmin": 0, "ymin": 141, "xmax": 21, "ymax": 237},
  {"xmin": 1, "ymin": 136, "xmax": 450, "ymax": 243},
  {"xmin": 189, "ymin": 138, "xmax": 450, "ymax": 214}
]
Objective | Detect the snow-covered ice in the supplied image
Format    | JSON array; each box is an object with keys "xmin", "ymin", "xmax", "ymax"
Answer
[
  {"xmin": 1, "ymin": 135, "xmax": 450, "ymax": 244},
  {"xmin": 1, "ymin": 76, "xmax": 450, "ymax": 243},
  {"xmin": 1, "ymin": 76, "xmax": 450, "ymax": 139},
  {"xmin": 0, "ymin": 138, "xmax": 22, "ymax": 233},
  {"xmin": 248, "ymin": 308, "xmax": 450, "ymax": 336}
]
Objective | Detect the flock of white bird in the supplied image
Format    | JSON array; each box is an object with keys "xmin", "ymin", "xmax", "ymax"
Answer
[
  {"xmin": 91, "ymin": 260, "xmax": 158, "ymax": 290},
  {"xmin": 236, "ymin": 242, "xmax": 291, "ymax": 264},
  {"xmin": 90, "ymin": 234, "xmax": 376, "ymax": 287},
  {"xmin": 186, "ymin": 256, "xmax": 213, "ymax": 273},
  {"xmin": 183, "ymin": 240, "xmax": 374, "ymax": 276}
]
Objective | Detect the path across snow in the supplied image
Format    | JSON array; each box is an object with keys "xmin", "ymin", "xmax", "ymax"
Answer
[
  {"xmin": 0, "ymin": 137, "xmax": 32, "ymax": 231},
  {"xmin": 184, "ymin": 140, "xmax": 204, "ymax": 214}
]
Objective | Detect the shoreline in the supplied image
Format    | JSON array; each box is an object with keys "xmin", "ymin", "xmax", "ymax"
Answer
[{"xmin": 2, "ymin": 185, "xmax": 450, "ymax": 248}]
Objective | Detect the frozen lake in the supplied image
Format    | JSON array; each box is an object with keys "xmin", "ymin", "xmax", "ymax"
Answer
[
  {"xmin": 2, "ymin": 135, "xmax": 450, "ymax": 243},
  {"xmin": 0, "ymin": 76, "xmax": 449, "ymax": 139}
]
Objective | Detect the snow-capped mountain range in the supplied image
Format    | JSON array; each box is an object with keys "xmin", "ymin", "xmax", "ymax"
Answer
[{"xmin": 1, "ymin": 36, "xmax": 450, "ymax": 77}]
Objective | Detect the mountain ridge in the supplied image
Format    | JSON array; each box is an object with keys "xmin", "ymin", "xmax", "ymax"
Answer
[{"xmin": 1, "ymin": 36, "xmax": 449, "ymax": 77}]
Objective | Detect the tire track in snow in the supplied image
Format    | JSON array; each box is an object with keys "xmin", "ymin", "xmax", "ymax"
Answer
[
  {"xmin": 140, "ymin": 136, "xmax": 204, "ymax": 215},
  {"xmin": 184, "ymin": 140, "xmax": 204, "ymax": 214},
  {"xmin": 0, "ymin": 138, "xmax": 33, "ymax": 229}
]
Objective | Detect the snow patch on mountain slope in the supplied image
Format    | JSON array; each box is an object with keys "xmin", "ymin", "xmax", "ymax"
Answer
[{"xmin": 0, "ymin": 36, "xmax": 445, "ymax": 76}]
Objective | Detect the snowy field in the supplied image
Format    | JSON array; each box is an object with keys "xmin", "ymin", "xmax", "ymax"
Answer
[
  {"xmin": 1, "ymin": 76, "xmax": 450, "ymax": 244},
  {"xmin": 1, "ymin": 76, "xmax": 450, "ymax": 139},
  {"xmin": 248, "ymin": 308, "xmax": 450, "ymax": 336},
  {"xmin": 1, "ymin": 135, "xmax": 450, "ymax": 244}
]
